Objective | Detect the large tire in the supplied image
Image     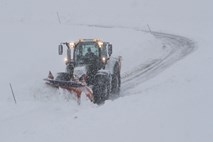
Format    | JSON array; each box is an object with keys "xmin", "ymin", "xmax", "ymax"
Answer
[{"xmin": 92, "ymin": 73, "xmax": 110, "ymax": 104}]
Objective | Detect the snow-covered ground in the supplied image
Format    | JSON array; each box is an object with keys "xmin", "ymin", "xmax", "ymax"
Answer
[{"xmin": 0, "ymin": 0, "xmax": 213, "ymax": 142}]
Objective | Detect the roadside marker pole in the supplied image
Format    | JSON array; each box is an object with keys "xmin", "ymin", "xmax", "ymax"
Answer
[
  {"xmin": 147, "ymin": 24, "xmax": 152, "ymax": 33},
  {"xmin": 9, "ymin": 83, "xmax": 17, "ymax": 104},
  {"xmin": 57, "ymin": 12, "xmax": 61, "ymax": 24}
]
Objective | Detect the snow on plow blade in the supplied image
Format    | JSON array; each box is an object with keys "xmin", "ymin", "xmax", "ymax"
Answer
[{"xmin": 44, "ymin": 77, "xmax": 94, "ymax": 104}]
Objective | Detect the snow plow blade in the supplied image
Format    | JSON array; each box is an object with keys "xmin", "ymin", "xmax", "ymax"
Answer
[{"xmin": 44, "ymin": 77, "xmax": 94, "ymax": 104}]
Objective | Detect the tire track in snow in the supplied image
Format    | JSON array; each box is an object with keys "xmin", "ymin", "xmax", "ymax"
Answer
[{"xmin": 120, "ymin": 31, "xmax": 196, "ymax": 94}]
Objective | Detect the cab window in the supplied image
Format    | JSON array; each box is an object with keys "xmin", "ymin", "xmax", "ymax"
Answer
[{"xmin": 74, "ymin": 42, "xmax": 99, "ymax": 65}]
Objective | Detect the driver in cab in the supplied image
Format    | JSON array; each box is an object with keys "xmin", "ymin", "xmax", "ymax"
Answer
[
  {"xmin": 85, "ymin": 48, "xmax": 94, "ymax": 57},
  {"xmin": 85, "ymin": 47, "xmax": 96, "ymax": 62}
]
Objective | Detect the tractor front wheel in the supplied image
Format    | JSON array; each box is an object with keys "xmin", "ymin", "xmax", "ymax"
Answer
[{"xmin": 92, "ymin": 74, "xmax": 110, "ymax": 104}]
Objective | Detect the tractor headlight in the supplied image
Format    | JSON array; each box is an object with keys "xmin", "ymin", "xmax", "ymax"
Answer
[
  {"xmin": 98, "ymin": 41, "xmax": 103, "ymax": 47},
  {"xmin": 69, "ymin": 42, "xmax": 75, "ymax": 48},
  {"xmin": 102, "ymin": 57, "xmax": 106, "ymax": 63},
  {"xmin": 64, "ymin": 57, "xmax": 68, "ymax": 63}
]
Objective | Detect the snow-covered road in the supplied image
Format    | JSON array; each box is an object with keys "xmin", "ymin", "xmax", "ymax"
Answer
[{"xmin": 121, "ymin": 31, "xmax": 196, "ymax": 93}]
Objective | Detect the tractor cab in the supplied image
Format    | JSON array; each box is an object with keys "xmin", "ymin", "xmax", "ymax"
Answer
[
  {"xmin": 74, "ymin": 40, "xmax": 100, "ymax": 66},
  {"xmin": 58, "ymin": 39, "xmax": 113, "ymax": 85},
  {"xmin": 58, "ymin": 39, "xmax": 112, "ymax": 68}
]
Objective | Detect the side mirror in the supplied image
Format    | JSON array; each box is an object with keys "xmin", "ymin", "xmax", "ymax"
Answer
[
  {"xmin": 58, "ymin": 44, "xmax": 63, "ymax": 55},
  {"xmin": 108, "ymin": 44, "xmax": 112, "ymax": 56}
]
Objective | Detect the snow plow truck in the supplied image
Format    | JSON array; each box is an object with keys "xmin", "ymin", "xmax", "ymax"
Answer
[{"xmin": 44, "ymin": 39, "xmax": 121, "ymax": 104}]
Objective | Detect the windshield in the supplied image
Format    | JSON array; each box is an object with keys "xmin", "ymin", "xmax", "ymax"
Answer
[{"xmin": 74, "ymin": 42, "xmax": 99, "ymax": 65}]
